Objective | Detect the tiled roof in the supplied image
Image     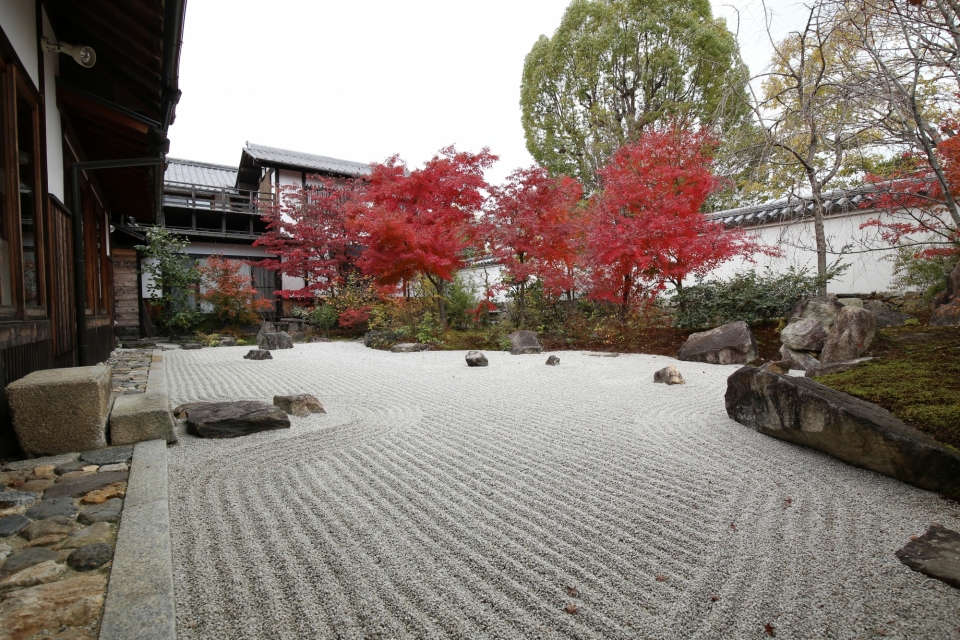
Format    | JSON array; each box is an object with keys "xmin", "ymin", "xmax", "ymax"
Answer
[
  {"xmin": 243, "ymin": 142, "xmax": 372, "ymax": 177},
  {"xmin": 706, "ymin": 185, "xmax": 885, "ymax": 228},
  {"xmin": 165, "ymin": 158, "xmax": 238, "ymax": 189}
]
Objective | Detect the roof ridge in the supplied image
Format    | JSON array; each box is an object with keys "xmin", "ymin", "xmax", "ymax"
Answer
[
  {"xmin": 165, "ymin": 157, "xmax": 238, "ymax": 171},
  {"xmin": 244, "ymin": 142, "xmax": 370, "ymax": 168}
]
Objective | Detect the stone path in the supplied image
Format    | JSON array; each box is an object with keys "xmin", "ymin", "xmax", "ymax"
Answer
[
  {"xmin": 103, "ymin": 349, "xmax": 153, "ymax": 397},
  {"xmin": 164, "ymin": 343, "xmax": 960, "ymax": 639}
]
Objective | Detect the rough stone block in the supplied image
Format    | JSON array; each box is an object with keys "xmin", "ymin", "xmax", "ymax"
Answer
[
  {"xmin": 109, "ymin": 393, "xmax": 177, "ymax": 446},
  {"xmin": 678, "ymin": 321, "xmax": 757, "ymax": 365},
  {"xmin": 6, "ymin": 365, "xmax": 113, "ymax": 458},
  {"xmin": 508, "ymin": 330, "xmax": 542, "ymax": 355},
  {"xmin": 896, "ymin": 524, "xmax": 960, "ymax": 589},
  {"xmin": 273, "ymin": 394, "xmax": 325, "ymax": 417}
]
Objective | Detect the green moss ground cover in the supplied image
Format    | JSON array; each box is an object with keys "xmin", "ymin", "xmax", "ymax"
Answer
[{"xmin": 816, "ymin": 326, "xmax": 960, "ymax": 451}]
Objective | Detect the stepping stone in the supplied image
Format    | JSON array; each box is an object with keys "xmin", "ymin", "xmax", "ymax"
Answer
[
  {"xmin": 0, "ymin": 491, "xmax": 39, "ymax": 508},
  {"xmin": 67, "ymin": 543, "xmax": 114, "ymax": 571},
  {"xmin": 42, "ymin": 471, "xmax": 129, "ymax": 501},
  {"xmin": 109, "ymin": 392, "xmax": 177, "ymax": 446},
  {"xmin": 183, "ymin": 401, "xmax": 291, "ymax": 439},
  {"xmin": 80, "ymin": 446, "xmax": 133, "ymax": 466},
  {"xmin": 25, "ymin": 497, "xmax": 79, "ymax": 520},
  {"xmin": 78, "ymin": 499, "xmax": 122, "ymax": 525},
  {"xmin": 896, "ymin": 524, "xmax": 960, "ymax": 589},
  {"xmin": 1, "ymin": 547, "xmax": 59, "ymax": 575},
  {"xmin": 0, "ymin": 515, "xmax": 30, "ymax": 537},
  {"xmin": 273, "ymin": 395, "xmax": 325, "ymax": 418}
]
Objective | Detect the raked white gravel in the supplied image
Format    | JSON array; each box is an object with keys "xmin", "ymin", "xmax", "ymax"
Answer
[{"xmin": 164, "ymin": 342, "xmax": 960, "ymax": 639}]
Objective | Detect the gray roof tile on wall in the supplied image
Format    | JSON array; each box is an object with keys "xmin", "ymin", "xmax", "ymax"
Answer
[
  {"xmin": 165, "ymin": 158, "xmax": 238, "ymax": 188},
  {"xmin": 244, "ymin": 142, "xmax": 372, "ymax": 177}
]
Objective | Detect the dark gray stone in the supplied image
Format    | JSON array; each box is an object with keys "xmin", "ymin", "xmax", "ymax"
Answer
[
  {"xmin": 219, "ymin": 336, "xmax": 237, "ymax": 347},
  {"xmin": 0, "ymin": 490, "xmax": 39, "ymax": 509},
  {"xmin": 363, "ymin": 330, "xmax": 406, "ymax": 350},
  {"xmin": 805, "ymin": 358, "xmax": 875, "ymax": 378},
  {"xmin": 725, "ymin": 366, "xmax": 960, "ymax": 492},
  {"xmin": 466, "ymin": 351, "xmax": 489, "ymax": 367},
  {"xmin": 81, "ymin": 446, "xmax": 134, "ymax": 466},
  {"xmin": 181, "ymin": 343, "xmax": 202, "ymax": 350},
  {"xmin": 896, "ymin": 524, "xmax": 960, "ymax": 589},
  {"xmin": 780, "ymin": 317, "xmax": 827, "ymax": 352},
  {"xmin": 25, "ymin": 497, "xmax": 80, "ymax": 520},
  {"xmin": 586, "ymin": 352, "xmax": 620, "ymax": 357},
  {"xmin": 778, "ymin": 345, "xmax": 820, "ymax": 371},
  {"xmin": 308, "ymin": 336, "xmax": 331, "ymax": 343},
  {"xmin": 243, "ymin": 349, "xmax": 273, "ymax": 361},
  {"xmin": 273, "ymin": 394, "xmax": 325, "ymax": 417},
  {"xmin": 820, "ymin": 306, "xmax": 877, "ymax": 363},
  {"xmin": 0, "ymin": 514, "xmax": 30, "ymax": 537},
  {"xmin": 508, "ymin": 330, "xmax": 542, "ymax": 355},
  {"xmin": 789, "ymin": 297, "xmax": 845, "ymax": 330},
  {"xmin": 257, "ymin": 331, "xmax": 293, "ymax": 350},
  {"xmin": 678, "ymin": 321, "xmax": 757, "ymax": 365},
  {"xmin": 1, "ymin": 547, "xmax": 59, "ymax": 575},
  {"xmin": 390, "ymin": 343, "xmax": 430, "ymax": 353},
  {"xmin": 42, "ymin": 471, "xmax": 129, "ymax": 500},
  {"xmin": 79, "ymin": 498, "xmax": 123, "ymax": 525},
  {"xmin": 653, "ymin": 366, "xmax": 685, "ymax": 385},
  {"xmin": 55, "ymin": 461, "xmax": 89, "ymax": 476},
  {"xmin": 67, "ymin": 543, "xmax": 114, "ymax": 571},
  {"xmin": 184, "ymin": 401, "xmax": 291, "ymax": 439},
  {"xmin": 546, "ymin": 355, "xmax": 560, "ymax": 366},
  {"xmin": 870, "ymin": 308, "xmax": 913, "ymax": 328}
]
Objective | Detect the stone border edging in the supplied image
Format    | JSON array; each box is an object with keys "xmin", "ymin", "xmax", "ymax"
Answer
[{"xmin": 99, "ymin": 439, "xmax": 176, "ymax": 640}]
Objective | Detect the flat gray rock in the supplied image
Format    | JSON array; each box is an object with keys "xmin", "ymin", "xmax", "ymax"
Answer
[
  {"xmin": 25, "ymin": 497, "xmax": 80, "ymax": 520},
  {"xmin": 585, "ymin": 352, "xmax": 619, "ymax": 357},
  {"xmin": 68, "ymin": 542, "xmax": 114, "ymax": 571},
  {"xmin": 778, "ymin": 345, "xmax": 820, "ymax": 371},
  {"xmin": 81, "ymin": 446, "xmax": 134, "ymax": 466},
  {"xmin": 0, "ymin": 490, "xmax": 39, "ymax": 509},
  {"xmin": 20, "ymin": 516, "xmax": 74, "ymax": 541},
  {"xmin": 725, "ymin": 366, "xmax": 960, "ymax": 492},
  {"xmin": 390, "ymin": 343, "xmax": 430, "ymax": 353},
  {"xmin": 0, "ymin": 514, "xmax": 30, "ymax": 537},
  {"xmin": 184, "ymin": 401, "xmax": 291, "ymax": 439},
  {"xmin": 79, "ymin": 498, "xmax": 123, "ymax": 525},
  {"xmin": 181, "ymin": 343, "xmax": 202, "ymax": 350},
  {"xmin": 870, "ymin": 308, "xmax": 913, "ymax": 328},
  {"xmin": 1, "ymin": 547, "xmax": 59, "ymax": 575},
  {"xmin": 3, "ymin": 452, "xmax": 79, "ymax": 472},
  {"xmin": 55, "ymin": 461, "xmax": 90, "ymax": 475},
  {"xmin": 678, "ymin": 321, "xmax": 757, "ymax": 365},
  {"xmin": 508, "ymin": 330, "xmax": 542, "ymax": 355},
  {"xmin": 42, "ymin": 471, "xmax": 129, "ymax": 500},
  {"xmin": 805, "ymin": 358, "xmax": 875, "ymax": 378},
  {"xmin": 896, "ymin": 524, "xmax": 960, "ymax": 589}
]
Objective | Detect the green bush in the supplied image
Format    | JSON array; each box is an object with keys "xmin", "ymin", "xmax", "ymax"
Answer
[
  {"xmin": 672, "ymin": 266, "xmax": 844, "ymax": 329},
  {"xmin": 888, "ymin": 244, "xmax": 959, "ymax": 306},
  {"xmin": 292, "ymin": 304, "xmax": 338, "ymax": 337},
  {"xmin": 445, "ymin": 275, "xmax": 479, "ymax": 330}
]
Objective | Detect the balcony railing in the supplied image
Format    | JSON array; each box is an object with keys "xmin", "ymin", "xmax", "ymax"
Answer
[{"xmin": 162, "ymin": 181, "xmax": 274, "ymax": 215}]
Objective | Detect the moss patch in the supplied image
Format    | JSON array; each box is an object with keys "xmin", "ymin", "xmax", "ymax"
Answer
[{"xmin": 815, "ymin": 326, "xmax": 960, "ymax": 450}]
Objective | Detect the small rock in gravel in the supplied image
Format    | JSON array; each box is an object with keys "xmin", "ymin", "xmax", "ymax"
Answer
[
  {"xmin": 546, "ymin": 355, "xmax": 560, "ymax": 366},
  {"xmin": 1, "ymin": 547, "xmax": 60, "ymax": 574},
  {"xmin": 0, "ymin": 559, "xmax": 67, "ymax": 588},
  {"xmin": 585, "ymin": 352, "xmax": 619, "ymax": 357},
  {"xmin": 24, "ymin": 534, "xmax": 68, "ymax": 548},
  {"xmin": 0, "ymin": 491, "xmax": 39, "ymax": 509},
  {"xmin": 0, "ymin": 573, "xmax": 107, "ymax": 637},
  {"xmin": 20, "ymin": 479, "xmax": 54, "ymax": 493},
  {"xmin": 20, "ymin": 516, "xmax": 75, "ymax": 541},
  {"xmin": 465, "ymin": 351, "xmax": 488, "ymax": 367},
  {"xmin": 59, "ymin": 522, "xmax": 113, "ymax": 549},
  {"xmin": 33, "ymin": 465, "xmax": 56, "ymax": 476},
  {"xmin": 98, "ymin": 462, "xmax": 128, "ymax": 473},
  {"xmin": 273, "ymin": 394, "xmax": 326, "ymax": 417},
  {"xmin": 54, "ymin": 462, "xmax": 89, "ymax": 476},
  {"xmin": 243, "ymin": 349, "xmax": 272, "ymax": 360},
  {"xmin": 80, "ymin": 446, "xmax": 133, "ymax": 466},
  {"xmin": 181, "ymin": 343, "xmax": 202, "ymax": 350},
  {"xmin": 78, "ymin": 499, "xmax": 122, "ymax": 525},
  {"xmin": 81, "ymin": 482, "xmax": 126, "ymax": 505},
  {"xmin": 66, "ymin": 543, "xmax": 113, "ymax": 571},
  {"xmin": 653, "ymin": 366, "xmax": 685, "ymax": 385},
  {"xmin": 25, "ymin": 497, "xmax": 79, "ymax": 520},
  {"xmin": 0, "ymin": 514, "xmax": 30, "ymax": 537}
]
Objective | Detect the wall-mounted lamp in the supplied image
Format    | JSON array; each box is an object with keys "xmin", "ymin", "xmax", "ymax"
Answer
[{"xmin": 42, "ymin": 37, "xmax": 96, "ymax": 69}]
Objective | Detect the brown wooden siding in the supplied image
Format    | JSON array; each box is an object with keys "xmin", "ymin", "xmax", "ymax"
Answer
[
  {"xmin": 113, "ymin": 248, "xmax": 138, "ymax": 340},
  {"xmin": 48, "ymin": 197, "xmax": 75, "ymax": 364}
]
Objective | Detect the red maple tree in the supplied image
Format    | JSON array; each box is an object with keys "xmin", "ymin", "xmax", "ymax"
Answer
[
  {"xmin": 254, "ymin": 175, "xmax": 364, "ymax": 300},
  {"xmin": 484, "ymin": 166, "xmax": 583, "ymax": 326},
  {"xmin": 198, "ymin": 254, "xmax": 273, "ymax": 325},
  {"xmin": 584, "ymin": 128, "xmax": 755, "ymax": 316},
  {"xmin": 349, "ymin": 145, "xmax": 497, "ymax": 329}
]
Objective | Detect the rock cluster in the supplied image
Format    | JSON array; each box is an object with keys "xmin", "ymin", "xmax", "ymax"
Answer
[
  {"xmin": 0, "ymin": 449, "xmax": 130, "ymax": 637},
  {"xmin": 778, "ymin": 298, "xmax": 877, "ymax": 372}
]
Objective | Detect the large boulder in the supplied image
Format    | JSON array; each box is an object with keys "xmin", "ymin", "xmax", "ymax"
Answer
[
  {"xmin": 789, "ymin": 297, "xmax": 845, "ymax": 330},
  {"xmin": 725, "ymin": 366, "xmax": 960, "ymax": 492},
  {"xmin": 6, "ymin": 365, "xmax": 113, "ymax": 458},
  {"xmin": 778, "ymin": 345, "xmax": 820, "ymax": 371},
  {"xmin": 780, "ymin": 317, "xmax": 827, "ymax": 352},
  {"xmin": 819, "ymin": 306, "xmax": 877, "ymax": 363},
  {"xmin": 508, "ymin": 331, "xmax": 542, "ymax": 355},
  {"xmin": 182, "ymin": 401, "xmax": 291, "ymax": 439},
  {"xmin": 677, "ymin": 321, "xmax": 757, "ymax": 365},
  {"xmin": 109, "ymin": 392, "xmax": 177, "ymax": 446},
  {"xmin": 257, "ymin": 331, "xmax": 294, "ymax": 350}
]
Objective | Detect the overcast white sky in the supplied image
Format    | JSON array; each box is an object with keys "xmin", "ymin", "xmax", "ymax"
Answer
[{"xmin": 168, "ymin": 0, "xmax": 808, "ymax": 185}]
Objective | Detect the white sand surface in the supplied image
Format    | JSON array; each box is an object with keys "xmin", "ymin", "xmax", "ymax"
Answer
[{"xmin": 164, "ymin": 342, "xmax": 960, "ymax": 639}]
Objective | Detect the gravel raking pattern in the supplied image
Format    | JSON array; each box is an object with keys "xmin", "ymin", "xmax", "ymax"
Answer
[{"xmin": 164, "ymin": 343, "xmax": 960, "ymax": 639}]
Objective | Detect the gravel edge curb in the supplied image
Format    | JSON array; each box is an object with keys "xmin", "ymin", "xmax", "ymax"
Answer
[{"xmin": 99, "ymin": 439, "xmax": 176, "ymax": 640}]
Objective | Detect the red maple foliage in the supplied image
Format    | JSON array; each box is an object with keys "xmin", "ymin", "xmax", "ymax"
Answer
[
  {"xmin": 254, "ymin": 175, "xmax": 364, "ymax": 299},
  {"xmin": 583, "ymin": 128, "xmax": 756, "ymax": 316},
  {"xmin": 484, "ymin": 166, "xmax": 583, "ymax": 326},
  {"xmin": 198, "ymin": 254, "xmax": 273, "ymax": 325},
  {"xmin": 349, "ymin": 145, "xmax": 497, "ymax": 328}
]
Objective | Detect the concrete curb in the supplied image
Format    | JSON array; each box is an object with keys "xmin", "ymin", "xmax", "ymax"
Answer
[{"xmin": 99, "ymin": 439, "xmax": 176, "ymax": 640}]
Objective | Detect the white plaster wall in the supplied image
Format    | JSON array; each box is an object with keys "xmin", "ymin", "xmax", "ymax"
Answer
[
  {"xmin": 459, "ymin": 264, "xmax": 507, "ymax": 302},
  {"xmin": 140, "ymin": 242, "xmax": 274, "ymax": 298},
  {"xmin": 41, "ymin": 8, "xmax": 63, "ymax": 200},
  {"xmin": 0, "ymin": 0, "xmax": 39, "ymax": 87},
  {"xmin": 278, "ymin": 169, "xmax": 302, "ymax": 187}
]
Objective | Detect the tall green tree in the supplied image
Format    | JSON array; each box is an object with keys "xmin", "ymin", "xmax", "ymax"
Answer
[{"xmin": 520, "ymin": 0, "xmax": 749, "ymax": 188}]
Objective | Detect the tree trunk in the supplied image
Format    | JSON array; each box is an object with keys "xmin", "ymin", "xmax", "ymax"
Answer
[
  {"xmin": 807, "ymin": 174, "xmax": 829, "ymax": 296},
  {"xmin": 518, "ymin": 279, "xmax": 526, "ymax": 328},
  {"xmin": 426, "ymin": 274, "xmax": 448, "ymax": 330}
]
